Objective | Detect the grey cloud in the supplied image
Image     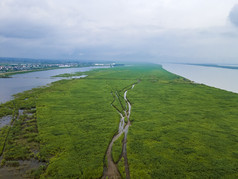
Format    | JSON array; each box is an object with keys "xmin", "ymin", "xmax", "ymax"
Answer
[
  {"xmin": 0, "ymin": 0, "xmax": 238, "ymax": 63},
  {"xmin": 0, "ymin": 20, "xmax": 53, "ymax": 39},
  {"xmin": 229, "ymin": 4, "xmax": 238, "ymax": 27}
]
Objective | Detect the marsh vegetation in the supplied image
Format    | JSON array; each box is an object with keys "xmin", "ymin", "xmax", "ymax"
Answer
[{"xmin": 0, "ymin": 64, "xmax": 238, "ymax": 178}]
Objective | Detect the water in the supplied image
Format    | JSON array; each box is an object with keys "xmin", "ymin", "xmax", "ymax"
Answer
[
  {"xmin": 0, "ymin": 116, "xmax": 12, "ymax": 128},
  {"xmin": 163, "ymin": 63, "xmax": 238, "ymax": 94},
  {"xmin": 0, "ymin": 66, "xmax": 106, "ymax": 104}
]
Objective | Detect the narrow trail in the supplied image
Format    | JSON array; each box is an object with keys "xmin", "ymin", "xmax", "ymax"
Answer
[{"xmin": 102, "ymin": 84, "xmax": 136, "ymax": 179}]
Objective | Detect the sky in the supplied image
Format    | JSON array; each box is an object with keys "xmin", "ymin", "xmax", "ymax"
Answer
[{"xmin": 0, "ymin": 0, "xmax": 238, "ymax": 63}]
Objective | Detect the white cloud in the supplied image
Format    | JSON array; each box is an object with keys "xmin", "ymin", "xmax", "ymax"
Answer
[
  {"xmin": 229, "ymin": 4, "xmax": 238, "ymax": 27},
  {"xmin": 0, "ymin": 0, "xmax": 238, "ymax": 62}
]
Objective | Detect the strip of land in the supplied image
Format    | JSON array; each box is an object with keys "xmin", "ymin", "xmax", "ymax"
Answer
[
  {"xmin": 184, "ymin": 63, "xmax": 238, "ymax": 70},
  {"xmin": 0, "ymin": 64, "xmax": 238, "ymax": 178}
]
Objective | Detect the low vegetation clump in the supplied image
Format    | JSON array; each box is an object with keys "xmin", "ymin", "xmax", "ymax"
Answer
[
  {"xmin": 0, "ymin": 126, "xmax": 9, "ymax": 155},
  {"xmin": 112, "ymin": 133, "xmax": 124, "ymax": 163},
  {"xmin": 3, "ymin": 113, "xmax": 38, "ymax": 160},
  {"xmin": 0, "ymin": 89, "xmax": 45, "ymax": 177},
  {"xmin": 118, "ymin": 157, "xmax": 126, "ymax": 178},
  {"xmin": 53, "ymin": 71, "xmax": 86, "ymax": 77}
]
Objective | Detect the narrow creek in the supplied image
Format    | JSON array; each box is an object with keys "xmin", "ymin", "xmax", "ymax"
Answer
[{"xmin": 102, "ymin": 84, "xmax": 136, "ymax": 179}]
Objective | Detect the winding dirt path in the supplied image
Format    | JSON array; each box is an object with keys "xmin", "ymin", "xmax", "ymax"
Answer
[{"xmin": 102, "ymin": 84, "xmax": 136, "ymax": 179}]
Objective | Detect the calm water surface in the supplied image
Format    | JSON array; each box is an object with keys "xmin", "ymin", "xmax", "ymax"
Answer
[
  {"xmin": 163, "ymin": 64, "xmax": 238, "ymax": 94},
  {"xmin": 0, "ymin": 66, "xmax": 106, "ymax": 104}
]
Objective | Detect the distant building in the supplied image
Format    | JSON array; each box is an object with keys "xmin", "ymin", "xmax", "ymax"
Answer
[
  {"xmin": 59, "ymin": 65, "xmax": 70, "ymax": 68},
  {"xmin": 94, "ymin": 64, "xmax": 105, "ymax": 66}
]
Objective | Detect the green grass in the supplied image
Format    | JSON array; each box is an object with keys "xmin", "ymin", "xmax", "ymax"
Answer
[
  {"xmin": 127, "ymin": 69, "xmax": 238, "ymax": 178},
  {"xmin": 36, "ymin": 76, "xmax": 135, "ymax": 178},
  {"xmin": 0, "ymin": 64, "xmax": 238, "ymax": 178},
  {"xmin": 0, "ymin": 103, "xmax": 14, "ymax": 118},
  {"xmin": 118, "ymin": 157, "xmax": 126, "ymax": 178},
  {"xmin": 0, "ymin": 89, "xmax": 40, "ymax": 170},
  {"xmin": 3, "ymin": 111, "xmax": 39, "ymax": 161},
  {"xmin": 112, "ymin": 133, "xmax": 124, "ymax": 163},
  {"xmin": 0, "ymin": 126, "xmax": 9, "ymax": 155},
  {"xmin": 52, "ymin": 71, "xmax": 86, "ymax": 77}
]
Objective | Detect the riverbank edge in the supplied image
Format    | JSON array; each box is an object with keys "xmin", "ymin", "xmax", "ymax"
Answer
[
  {"xmin": 0, "ymin": 65, "xmax": 98, "ymax": 78},
  {"xmin": 162, "ymin": 63, "xmax": 238, "ymax": 94}
]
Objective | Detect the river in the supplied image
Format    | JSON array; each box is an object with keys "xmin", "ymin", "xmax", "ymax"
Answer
[
  {"xmin": 162, "ymin": 63, "xmax": 238, "ymax": 94},
  {"xmin": 0, "ymin": 66, "xmax": 107, "ymax": 104}
]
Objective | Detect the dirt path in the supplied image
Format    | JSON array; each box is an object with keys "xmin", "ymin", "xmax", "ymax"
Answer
[{"xmin": 102, "ymin": 84, "xmax": 136, "ymax": 179}]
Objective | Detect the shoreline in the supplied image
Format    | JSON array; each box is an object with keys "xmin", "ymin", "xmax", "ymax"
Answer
[
  {"xmin": 0, "ymin": 65, "xmax": 94, "ymax": 78},
  {"xmin": 0, "ymin": 66, "xmax": 107, "ymax": 104}
]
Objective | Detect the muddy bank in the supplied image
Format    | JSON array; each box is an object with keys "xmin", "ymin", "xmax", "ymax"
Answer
[{"xmin": 0, "ymin": 159, "xmax": 45, "ymax": 179}]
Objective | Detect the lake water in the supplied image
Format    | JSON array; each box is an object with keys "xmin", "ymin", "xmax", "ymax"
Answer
[
  {"xmin": 0, "ymin": 66, "xmax": 106, "ymax": 104},
  {"xmin": 163, "ymin": 63, "xmax": 238, "ymax": 94}
]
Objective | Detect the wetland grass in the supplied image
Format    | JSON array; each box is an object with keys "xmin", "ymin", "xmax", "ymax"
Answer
[{"xmin": 0, "ymin": 64, "xmax": 238, "ymax": 178}]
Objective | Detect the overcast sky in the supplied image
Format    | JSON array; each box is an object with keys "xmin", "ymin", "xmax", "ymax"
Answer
[{"xmin": 0, "ymin": 0, "xmax": 238, "ymax": 63}]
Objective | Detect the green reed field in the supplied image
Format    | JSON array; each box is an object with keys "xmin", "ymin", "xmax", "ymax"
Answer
[{"xmin": 0, "ymin": 64, "xmax": 238, "ymax": 178}]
